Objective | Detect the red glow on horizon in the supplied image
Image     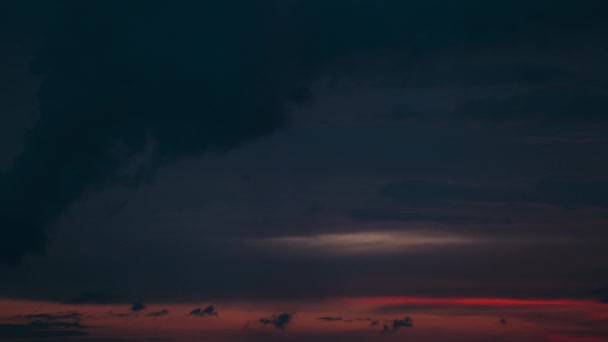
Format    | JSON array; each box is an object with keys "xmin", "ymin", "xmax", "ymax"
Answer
[{"xmin": 342, "ymin": 296, "xmax": 598, "ymax": 307}]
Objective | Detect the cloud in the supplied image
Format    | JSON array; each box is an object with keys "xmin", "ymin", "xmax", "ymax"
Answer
[
  {"xmin": 247, "ymin": 231, "xmax": 477, "ymax": 256},
  {"xmin": 147, "ymin": 309, "xmax": 169, "ymax": 318},
  {"xmin": 258, "ymin": 313, "xmax": 294, "ymax": 330},
  {"xmin": 500, "ymin": 317, "xmax": 507, "ymax": 325},
  {"xmin": 0, "ymin": 2, "xmax": 297, "ymax": 264},
  {"xmin": 380, "ymin": 316, "xmax": 413, "ymax": 335},
  {"xmin": 3, "ymin": 0, "xmax": 608, "ymax": 265},
  {"xmin": 317, "ymin": 316, "xmax": 343, "ymax": 321},
  {"xmin": 131, "ymin": 302, "xmax": 146, "ymax": 312},
  {"xmin": 0, "ymin": 321, "xmax": 86, "ymax": 340},
  {"xmin": 14, "ymin": 311, "xmax": 83, "ymax": 322},
  {"xmin": 6, "ymin": 310, "xmax": 87, "ymax": 339},
  {"xmin": 188, "ymin": 305, "xmax": 218, "ymax": 317}
]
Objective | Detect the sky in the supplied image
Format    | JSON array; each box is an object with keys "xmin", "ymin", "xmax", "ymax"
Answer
[{"xmin": 1, "ymin": 1, "xmax": 608, "ymax": 341}]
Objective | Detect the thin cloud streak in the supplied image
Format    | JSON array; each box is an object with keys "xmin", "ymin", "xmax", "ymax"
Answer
[{"xmin": 245, "ymin": 231, "xmax": 479, "ymax": 256}]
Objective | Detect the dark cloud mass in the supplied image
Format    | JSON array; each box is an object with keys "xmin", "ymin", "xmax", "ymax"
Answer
[
  {"xmin": 1, "ymin": 0, "xmax": 608, "ymax": 311},
  {"xmin": 2, "ymin": 0, "xmax": 608, "ymax": 264},
  {"xmin": 0, "ymin": 1, "xmax": 301, "ymax": 263}
]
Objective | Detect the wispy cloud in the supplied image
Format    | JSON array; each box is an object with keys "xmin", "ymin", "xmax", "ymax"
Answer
[
  {"xmin": 14, "ymin": 311, "xmax": 83, "ymax": 322},
  {"xmin": 147, "ymin": 309, "xmax": 169, "ymax": 318},
  {"xmin": 317, "ymin": 316, "xmax": 344, "ymax": 321},
  {"xmin": 246, "ymin": 231, "xmax": 478, "ymax": 256}
]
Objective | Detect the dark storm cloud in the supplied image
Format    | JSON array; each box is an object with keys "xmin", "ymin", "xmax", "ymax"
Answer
[
  {"xmin": 3, "ymin": 0, "xmax": 608, "ymax": 265},
  {"xmin": 146, "ymin": 309, "xmax": 169, "ymax": 318},
  {"xmin": 188, "ymin": 305, "xmax": 218, "ymax": 317},
  {"xmin": 258, "ymin": 313, "xmax": 294, "ymax": 330},
  {"xmin": 0, "ymin": 1, "xmax": 294, "ymax": 263},
  {"xmin": 454, "ymin": 87, "xmax": 608, "ymax": 126}
]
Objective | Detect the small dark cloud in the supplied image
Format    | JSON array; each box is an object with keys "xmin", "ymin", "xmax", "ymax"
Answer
[
  {"xmin": 188, "ymin": 305, "xmax": 218, "ymax": 317},
  {"xmin": 258, "ymin": 313, "xmax": 294, "ymax": 330},
  {"xmin": 380, "ymin": 316, "xmax": 413, "ymax": 335},
  {"xmin": 131, "ymin": 302, "xmax": 146, "ymax": 312},
  {"xmin": 146, "ymin": 309, "xmax": 169, "ymax": 319},
  {"xmin": 500, "ymin": 317, "xmax": 507, "ymax": 325},
  {"xmin": 317, "ymin": 316, "xmax": 343, "ymax": 321}
]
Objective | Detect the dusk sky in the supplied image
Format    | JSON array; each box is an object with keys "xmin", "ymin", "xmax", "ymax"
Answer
[{"xmin": 1, "ymin": 1, "xmax": 608, "ymax": 341}]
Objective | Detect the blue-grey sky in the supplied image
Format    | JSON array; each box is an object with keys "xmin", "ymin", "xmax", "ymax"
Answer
[{"xmin": 1, "ymin": 1, "xmax": 608, "ymax": 306}]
